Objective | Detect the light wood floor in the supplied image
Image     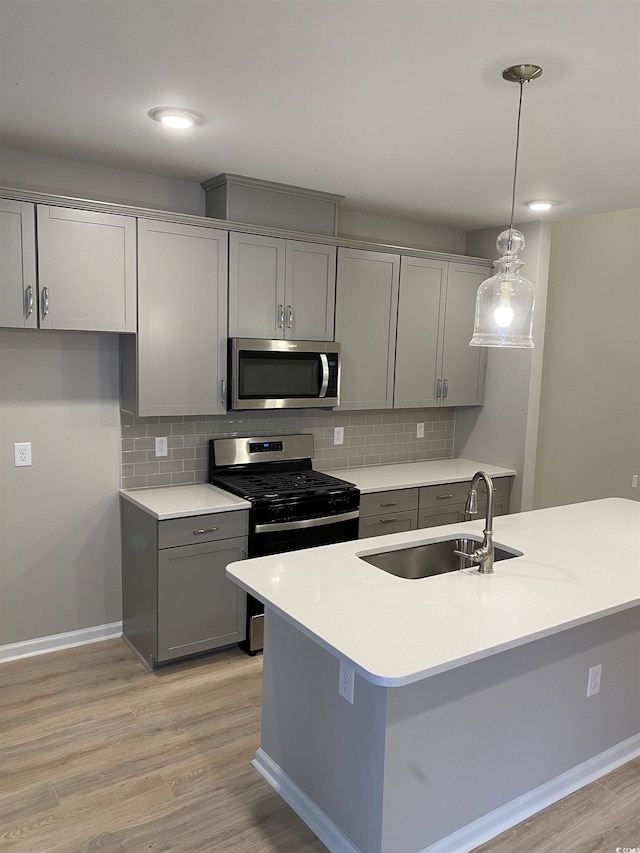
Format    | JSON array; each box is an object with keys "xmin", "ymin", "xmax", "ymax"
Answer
[{"xmin": 1, "ymin": 639, "xmax": 638, "ymax": 852}]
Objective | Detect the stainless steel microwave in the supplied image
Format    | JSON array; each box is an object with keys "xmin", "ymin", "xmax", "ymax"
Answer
[{"xmin": 229, "ymin": 338, "xmax": 341, "ymax": 410}]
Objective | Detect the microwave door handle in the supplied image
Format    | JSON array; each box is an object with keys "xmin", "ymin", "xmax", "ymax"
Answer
[{"xmin": 319, "ymin": 353, "xmax": 329, "ymax": 398}]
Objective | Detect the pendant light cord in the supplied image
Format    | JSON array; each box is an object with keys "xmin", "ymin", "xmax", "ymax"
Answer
[{"xmin": 508, "ymin": 81, "xmax": 525, "ymax": 235}]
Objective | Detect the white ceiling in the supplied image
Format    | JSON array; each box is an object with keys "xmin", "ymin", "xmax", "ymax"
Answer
[{"xmin": 1, "ymin": 0, "xmax": 639, "ymax": 230}]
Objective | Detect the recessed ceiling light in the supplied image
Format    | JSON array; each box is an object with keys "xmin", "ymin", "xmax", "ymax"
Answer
[
  {"xmin": 525, "ymin": 201, "xmax": 554, "ymax": 212},
  {"xmin": 148, "ymin": 107, "xmax": 200, "ymax": 129}
]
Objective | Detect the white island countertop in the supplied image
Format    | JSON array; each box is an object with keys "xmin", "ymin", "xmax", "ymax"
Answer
[
  {"xmin": 227, "ymin": 498, "xmax": 640, "ymax": 687},
  {"xmin": 120, "ymin": 483, "xmax": 250, "ymax": 519},
  {"xmin": 329, "ymin": 458, "xmax": 515, "ymax": 493}
]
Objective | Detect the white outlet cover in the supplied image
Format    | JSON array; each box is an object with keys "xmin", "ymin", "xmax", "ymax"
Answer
[
  {"xmin": 155, "ymin": 436, "xmax": 168, "ymax": 457},
  {"xmin": 334, "ymin": 427, "xmax": 344, "ymax": 446},
  {"xmin": 14, "ymin": 442, "xmax": 32, "ymax": 467}
]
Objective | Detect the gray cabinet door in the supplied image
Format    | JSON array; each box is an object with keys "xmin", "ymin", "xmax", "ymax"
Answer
[
  {"xmin": 284, "ymin": 240, "xmax": 336, "ymax": 341},
  {"xmin": 133, "ymin": 219, "xmax": 228, "ymax": 417},
  {"xmin": 335, "ymin": 248, "xmax": 400, "ymax": 410},
  {"xmin": 157, "ymin": 537, "xmax": 247, "ymax": 662},
  {"xmin": 440, "ymin": 263, "xmax": 489, "ymax": 407},
  {"xmin": 394, "ymin": 256, "xmax": 447, "ymax": 408},
  {"xmin": 228, "ymin": 232, "xmax": 285, "ymax": 338},
  {"xmin": 36, "ymin": 205, "xmax": 136, "ymax": 331},
  {"xmin": 0, "ymin": 199, "xmax": 37, "ymax": 329}
]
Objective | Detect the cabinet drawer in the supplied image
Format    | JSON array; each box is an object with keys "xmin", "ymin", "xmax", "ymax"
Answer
[
  {"xmin": 360, "ymin": 488, "xmax": 418, "ymax": 518},
  {"xmin": 418, "ymin": 505, "xmax": 465, "ymax": 528},
  {"xmin": 158, "ymin": 510, "xmax": 249, "ymax": 549},
  {"xmin": 359, "ymin": 509, "xmax": 418, "ymax": 539},
  {"xmin": 419, "ymin": 481, "xmax": 471, "ymax": 508}
]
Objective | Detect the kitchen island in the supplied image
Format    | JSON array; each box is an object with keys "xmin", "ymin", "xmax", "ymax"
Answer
[{"xmin": 227, "ymin": 498, "xmax": 640, "ymax": 853}]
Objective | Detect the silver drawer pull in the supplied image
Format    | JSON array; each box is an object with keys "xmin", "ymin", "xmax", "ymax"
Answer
[
  {"xmin": 379, "ymin": 517, "xmax": 399, "ymax": 523},
  {"xmin": 277, "ymin": 304, "xmax": 285, "ymax": 328},
  {"xmin": 379, "ymin": 501, "xmax": 398, "ymax": 507},
  {"xmin": 436, "ymin": 494, "xmax": 454, "ymax": 500},
  {"xmin": 193, "ymin": 527, "xmax": 218, "ymax": 535},
  {"xmin": 25, "ymin": 285, "xmax": 34, "ymax": 318},
  {"xmin": 41, "ymin": 286, "xmax": 49, "ymax": 318}
]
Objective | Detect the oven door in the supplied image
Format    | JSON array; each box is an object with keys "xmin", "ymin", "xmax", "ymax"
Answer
[
  {"xmin": 241, "ymin": 510, "xmax": 359, "ymax": 654},
  {"xmin": 252, "ymin": 510, "xmax": 359, "ymax": 557},
  {"xmin": 230, "ymin": 338, "xmax": 340, "ymax": 410}
]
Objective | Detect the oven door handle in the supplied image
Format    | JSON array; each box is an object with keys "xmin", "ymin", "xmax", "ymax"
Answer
[
  {"xmin": 254, "ymin": 509, "xmax": 359, "ymax": 533},
  {"xmin": 319, "ymin": 353, "xmax": 329, "ymax": 398}
]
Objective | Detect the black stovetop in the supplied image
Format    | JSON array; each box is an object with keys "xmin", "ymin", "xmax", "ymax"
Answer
[{"xmin": 210, "ymin": 466, "xmax": 355, "ymax": 501}]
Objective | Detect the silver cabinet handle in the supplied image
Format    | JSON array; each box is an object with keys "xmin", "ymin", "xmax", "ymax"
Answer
[
  {"xmin": 25, "ymin": 285, "xmax": 34, "ymax": 318},
  {"xmin": 41, "ymin": 286, "xmax": 49, "ymax": 318},
  {"xmin": 194, "ymin": 527, "xmax": 218, "ymax": 535},
  {"xmin": 220, "ymin": 378, "xmax": 226, "ymax": 407},
  {"xmin": 379, "ymin": 517, "xmax": 399, "ymax": 523},
  {"xmin": 379, "ymin": 501, "xmax": 399, "ymax": 507},
  {"xmin": 436, "ymin": 378, "xmax": 442, "ymax": 399},
  {"xmin": 277, "ymin": 304, "xmax": 285, "ymax": 328},
  {"xmin": 436, "ymin": 494, "xmax": 454, "ymax": 500},
  {"xmin": 286, "ymin": 304, "xmax": 293, "ymax": 328},
  {"xmin": 443, "ymin": 378, "xmax": 448, "ymax": 398}
]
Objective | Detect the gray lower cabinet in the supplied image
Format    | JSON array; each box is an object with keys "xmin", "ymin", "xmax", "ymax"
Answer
[
  {"xmin": 120, "ymin": 218, "xmax": 228, "ymax": 417},
  {"xmin": 121, "ymin": 500, "xmax": 249, "ymax": 669},
  {"xmin": 417, "ymin": 477, "xmax": 512, "ymax": 528},
  {"xmin": 358, "ymin": 477, "xmax": 512, "ymax": 538},
  {"xmin": 228, "ymin": 232, "xmax": 336, "ymax": 340},
  {"xmin": 358, "ymin": 488, "xmax": 419, "ymax": 538}
]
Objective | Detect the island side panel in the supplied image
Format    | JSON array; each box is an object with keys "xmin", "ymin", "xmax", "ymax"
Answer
[
  {"xmin": 260, "ymin": 609, "xmax": 387, "ymax": 853},
  {"xmin": 380, "ymin": 607, "xmax": 640, "ymax": 852}
]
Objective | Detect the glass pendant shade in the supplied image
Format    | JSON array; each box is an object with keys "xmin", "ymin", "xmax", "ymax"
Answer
[{"xmin": 469, "ymin": 228, "xmax": 535, "ymax": 348}]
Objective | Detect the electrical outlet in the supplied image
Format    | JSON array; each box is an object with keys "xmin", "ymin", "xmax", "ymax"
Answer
[
  {"xmin": 417, "ymin": 422, "xmax": 425, "ymax": 439},
  {"xmin": 14, "ymin": 442, "xmax": 32, "ymax": 467},
  {"xmin": 632, "ymin": 474, "xmax": 638, "ymax": 488},
  {"xmin": 338, "ymin": 662, "xmax": 355, "ymax": 703},
  {"xmin": 333, "ymin": 426, "xmax": 344, "ymax": 446},
  {"xmin": 587, "ymin": 664, "xmax": 602, "ymax": 697},
  {"xmin": 155, "ymin": 436, "xmax": 168, "ymax": 457}
]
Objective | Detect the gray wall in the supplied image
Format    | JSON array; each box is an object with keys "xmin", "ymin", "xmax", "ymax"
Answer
[
  {"xmin": 0, "ymin": 330, "xmax": 122, "ymax": 645},
  {"xmin": 338, "ymin": 207, "xmax": 466, "ymax": 253},
  {"xmin": 534, "ymin": 209, "xmax": 640, "ymax": 508},
  {"xmin": 455, "ymin": 221, "xmax": 551, "ymax": 511}
]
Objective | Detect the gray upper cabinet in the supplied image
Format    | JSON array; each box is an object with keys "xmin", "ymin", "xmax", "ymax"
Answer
[
  {"xmin": 228, "ymin": 232, "xmax": 336, "ymax": 341},
  {"xmin": 394, "ymin": 256, "xmax": 448, "ymax": 408},
  {"xmin": 440, "ymin": 263, "xmax": 489, "ymax": 407},
  {"xmin": 120, "ymin": 219, "xmax": 228, "ymax": 417},
  {"xmin": 335, "ymin": 247, "xmax": 400, "ymax": 410},
  {"xmin": 0, "ymin": 199, "xmax": 37, "ymax": 329},
  {"xmin": 36, "ymin": 205, "xmax": 136, "ymax": 332},
  {"xmin": 395, "ymin": 257, "xmax": 488, "ymax": 408}
]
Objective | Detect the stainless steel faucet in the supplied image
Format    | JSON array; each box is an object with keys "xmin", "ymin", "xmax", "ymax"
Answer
[{"xmin": 455, "ymin": 471, "xmax": 495, "ymax": 573}]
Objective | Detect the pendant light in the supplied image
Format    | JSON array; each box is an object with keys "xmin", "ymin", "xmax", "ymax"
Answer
[{"xmin": 470, "ymin": 64, "xmax": 542, "ymax": 349}]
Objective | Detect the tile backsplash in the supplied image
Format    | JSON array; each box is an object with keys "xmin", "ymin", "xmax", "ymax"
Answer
[{"xmin": 121, "ymin": 408, "xmax": 455, "ymax": 490}]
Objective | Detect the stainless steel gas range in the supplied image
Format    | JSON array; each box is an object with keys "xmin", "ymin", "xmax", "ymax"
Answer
[{"xmin": 208, "ymin": 433, "xmax": 360, "ymax": 654}]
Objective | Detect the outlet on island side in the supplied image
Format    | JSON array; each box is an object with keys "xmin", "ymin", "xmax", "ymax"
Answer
[
  {"xmin": 338, "ymin": 661, "xmax": 355, "ymax": 703},
  {"xmin": 587, "ymin": 664, "xmax": 602, "ymax": 697}
]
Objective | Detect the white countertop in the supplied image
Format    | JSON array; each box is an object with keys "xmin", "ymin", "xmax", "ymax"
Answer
[
  {"xmin": 227, "ymin": 498, "xmax": 640, "ymax": 687},
  {"xmin": 330, "ymin": 458, "xmax": 516, "ymax": 493},
  {"xmin": 120, "ymin": 484, "xmax": 250, "ymax": 519}
]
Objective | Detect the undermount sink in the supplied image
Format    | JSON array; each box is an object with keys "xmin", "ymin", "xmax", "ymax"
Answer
[{"xmin": 359, "ymin": 537, "xmax": 523, "ymax": 579}]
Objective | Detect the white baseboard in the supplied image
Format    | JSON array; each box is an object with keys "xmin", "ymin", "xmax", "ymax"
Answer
[
  {"xmin": 0, "ymin": 621, "xmax": 123, "ymax": 663},
  {"xmin": 253, "ymin": 748, "xmax": 360, "ymax": 853},
  {"xmin": 253, "ymin": 733, "xmax": 640, "ymax": 853}
]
